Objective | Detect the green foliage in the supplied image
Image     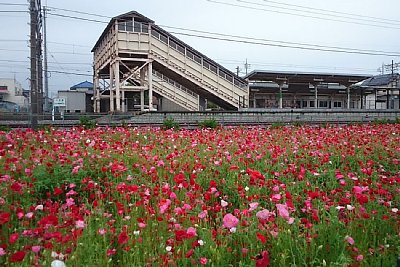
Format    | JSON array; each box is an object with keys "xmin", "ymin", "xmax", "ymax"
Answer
[
  {"xmin": 293, "ymin": 121, "xmax": 304, "ymax": 127},
  {"xmin": 198, "ymin": 118, "xmax": 219, "ymax": 129},
  {"xmin": 79, "ymin": 116, "xmax": 96, "ymax": 129},
  {"xmin": 162, "ymin": 117, "xmax": 180, "ymax": 130},
  {"xmin": 270, "ymin": 122, "xmax": 285, "ymax": 128},
  {"xmin": 0, "ymin": 125, "xmax": 11, "ymax": 132}
]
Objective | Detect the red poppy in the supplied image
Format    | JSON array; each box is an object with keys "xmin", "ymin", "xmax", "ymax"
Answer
[
  {"xmin": 256, "ymin": 232, "xmax": 267, "ymax": 244},
  {"xmin": 255, "ymin": 250, "xmax": 270, "ymax": 267},
  {"xmin": 9, "ymin": 251, "xmax": 26, "ymax": 263},
  {"xmin": 9, "ymin": 233, "xmax": 19, "ymax": 244},
  {"xmin": 0, "ymin": 212, "xmax": 10, "ymax": 224},
  {"xmin": 118, "ymin": 231, "xmax": 129, "ymax": 245}
]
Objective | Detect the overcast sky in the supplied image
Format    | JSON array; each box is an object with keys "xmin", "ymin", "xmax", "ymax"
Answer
[{"xmin": 1, "ymin": 0, "xmax": 399, "ymax": 96}]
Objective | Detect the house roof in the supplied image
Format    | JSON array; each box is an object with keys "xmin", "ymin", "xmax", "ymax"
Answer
[
  {"xmin": 354, "ymin": 73, "xmax": 399, "ymax": 87},
  {"xmin": 70, "ymin": 81, "xmax": 94, "ymax": 89}
]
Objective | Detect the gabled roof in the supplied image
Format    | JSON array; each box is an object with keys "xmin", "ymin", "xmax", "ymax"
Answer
[
  {"xmin": 354, "ymin": 73, "xmax": 399, "ymax": 87},
  {"xmin": 70, "ymin": 81, "xmax": 94, "ymax": 89},
  {"xmin": 92, "ymin": 11, "xmax": 154, "ymax": 52}
]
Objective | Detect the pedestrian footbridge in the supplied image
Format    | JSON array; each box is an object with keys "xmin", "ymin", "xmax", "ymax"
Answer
[{"xmin": 92, "ymin": 11, "xmax": 249, "ymax": 112}]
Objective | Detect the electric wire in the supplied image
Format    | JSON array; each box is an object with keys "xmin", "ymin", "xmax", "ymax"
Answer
[
  {"xmin": 205, "ymin": 0, "xmax": 400, "ymax": 30},
  {"xmin": 168, "ymin": 31, "xmax": 400, "ymax": 57},
  {"xmin": 261, "ymin": 0, "xmax": 400, "ymax": 24},
  {"xmin": 161, "ymin": 25, "xmax": 400, "ymax": 55},
  {"xmin": 237, "ymin": 0, "xmax": 400, "ymax": 26},
  {"xmin": 44, "ymin": 11, "xmax": 400, "ymax": 56}
]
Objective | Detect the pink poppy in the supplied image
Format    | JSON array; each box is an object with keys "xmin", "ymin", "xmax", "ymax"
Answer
[{"xmin": 223, "ymin": 213, "xmax": 239, "ymax": 229}]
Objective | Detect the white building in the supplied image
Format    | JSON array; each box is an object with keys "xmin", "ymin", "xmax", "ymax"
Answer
[{"xmin": 0, "ymin": 79, "xmax": 29, "ymax": 112}]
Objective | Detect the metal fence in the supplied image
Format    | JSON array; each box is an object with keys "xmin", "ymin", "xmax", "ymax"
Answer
[{"xmin": 1, "ymin": 109, "xmax": 399, "ymax": 128}]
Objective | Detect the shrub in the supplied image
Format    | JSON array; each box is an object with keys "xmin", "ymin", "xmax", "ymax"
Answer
[
  {"xmin": 199, "ymin": 118, "xmax": 219, "ymax": 129},
  {"xmin": 0, "ymin": 125, "xmax": 11, "ymax": 132},
  {"xmin": 79, "ymin": 116, "xmax": 96, "ymax": 129},
  {"xmin": 162, "ymin": 117, "xmax": 180, "ymax": 130}
]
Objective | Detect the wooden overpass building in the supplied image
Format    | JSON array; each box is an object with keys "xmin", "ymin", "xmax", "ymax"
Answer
[{"xmin": 92, "ymin": 11, "xmax": 248, "ymax": 112}]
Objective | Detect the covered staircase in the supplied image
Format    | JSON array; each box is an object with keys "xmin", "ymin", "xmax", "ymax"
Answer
[{"xmin": 92, "ymin": 11, "xmax": 248, "ymax": 112}]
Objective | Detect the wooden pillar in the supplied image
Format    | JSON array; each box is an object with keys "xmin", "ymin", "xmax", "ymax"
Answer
[
  {"xmin": 121, "ymin": 90, "xmax": 125, "ymax": 112},
  {"xmin": 109, "ymin": 64, "xmax": 114, "ymax": 112},
  {"xmin": 314, "ymin": 84, "xmax": 318, "ymax": 109},
  {"xmin": 140, "ymin": 68, "xmax": 145, "ymax": 111},
  {"xmin": 148, "ymin": 62, "xmax": 153, "ymax": 110},
  {"xmin": 279, "ymin": 83, "xmax": 283, "ymax": 109},
  {"xmin": 94, "ymin": 74, "xmax": 100, "ymax": 113},
  {"xmin": 115, "ymin": 61, "xmax": 121, "ymax": 111},
  {"xmin": 346, "ymin": 86, "xmax": 350, "ymax": 109}
]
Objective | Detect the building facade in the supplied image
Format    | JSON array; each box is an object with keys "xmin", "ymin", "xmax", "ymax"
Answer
[{"xmin": 0, "ymin": 79, "xmax": 29, "ymax": 112}]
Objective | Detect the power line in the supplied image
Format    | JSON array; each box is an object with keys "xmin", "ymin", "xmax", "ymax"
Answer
[
  {"xmin": 48, "ymin": 41, "xmax": 91, "ymax": 48},
  {"xmin": 48, "ymin": 70, "xmax": 92, "ymax": 76},
  {"xmin": 0, "ymin": 39, "xmax": 27, "ymax": 42},
  {"xmin": 237, "ymin": 0, "xmax": 400, "ymax": 26},
  {"xmin": 47, "ymin": 12, "xmax": 108, "ymax": 24},
  {"xmin": 169, "ymin": 31, "xmax": 400, "ymax": 57},
  {"xmin": 46, "ymin": 6, "xmax": 112, "ymax": 19},
  {"xmin": 0, "ymin": 59, "xmax": 92, "ymax": 65},
  {"xmin": 162, "ymin": 25, "xmax": 400, "ymax": 55},
  {"xmin": 0, "ymin": 3, "xmax": 28, "ymax": 6},
  {"xmin": 205, "ymin": 0, "xmax": 400, "ymax": 30},
  {"xmin": 0, "ymin": 48, "xmax": 90, "ymax": 56},
  {"xmin": 0, "ymin": 10, "xmax": 28, "ymax": 13},
  {"xmin": 44, "ymin": 11, "xmax": 400, "ymax": 56},
  {"xmin": 0, "ymin": 39, "xmax": 91, "ymax": 48},
  {"xmin": 261, "ymin": 0, "xmax": 400, "ymax": 24}
]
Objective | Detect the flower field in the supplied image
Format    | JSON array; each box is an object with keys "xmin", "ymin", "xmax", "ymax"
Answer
[{"xmin": 0, "ymin": 124, "xmax": 399, "ymax": 266}]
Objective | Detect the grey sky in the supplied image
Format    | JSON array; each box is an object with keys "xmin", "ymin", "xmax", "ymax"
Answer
[{"xmin": 1, "ymin": 0, "xmax": 399, "ymax": 96}]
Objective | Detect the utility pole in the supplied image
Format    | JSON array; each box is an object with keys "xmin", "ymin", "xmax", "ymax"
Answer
[
  {"xmin": 30, "ymin": 0, "xmax": 38, "ymax": 128},
  {"xmin": 37, "ymin": 0, "xmax": 43, "ymax": 114},
  {"xmin": 236, "ymin": 66, "xmax": 241, "ymax": 77},
  {"xmin": 244, "ymin": 59, "xmax": 251, "ymax": 76},
  {"xmin": 43, "ymin": 6, "xmax": 49, "ymax": 112}
]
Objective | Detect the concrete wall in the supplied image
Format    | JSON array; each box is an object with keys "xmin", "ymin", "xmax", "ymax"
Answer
[
  {"xmin": 58, "ymin": 91, "xmax": 86, "ymax": 113},
  {"xmin": 160, "ymin": 97, "xmax": 190, "ymax": 111}
]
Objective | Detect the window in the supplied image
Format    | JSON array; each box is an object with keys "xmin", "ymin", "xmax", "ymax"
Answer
[
  {"xmin": 142, "ymin": 24, "xmax": 148, "ymax": 33},
  {"xmin": 118, "ymin": 22, "xmax": 126, "ymax": 31},
  {"xmin": 177, "ymin": 44, "xmax": 185, "ymax": 54},
  {"xmin": 193, "ymin": 55, "xmax": 201, "ymax": 64},
  {"xmin": 160, "ymin": 34, "xmax": 168, "ymax": 44},
  {"xmin": 309, "ymin": 101, "xmax": 315, "ymax": 107},
  {"xmin": 133, "ymin": 21, "xmax": 142, "ymax": 32},
  {"xmin": 210, "ymin": 65, "xmax": 217, "ymax": 74},
  {"xmin": 319, "ymin": 101, "xmax": 328, "ymax": 108},
  {"xmin": 186, "ymin": 51, "xmax": 194, "ymax": 60},
  {"xmin": 151, "ymin": 30, "xmax": 160, "ymax": 39},
  {"xmin": 302, "ymin": 101, "xmax": 307, "ymax": 108},
  {"xmin": 169, "ymin": 40, "xmax": 177, "ymax": 50},
  {"xmin": 333, "ymin": 101, "xmax": 342, "ymax": 108}
]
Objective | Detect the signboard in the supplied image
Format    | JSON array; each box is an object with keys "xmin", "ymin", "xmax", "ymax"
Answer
[{"xmin": 53, "ymin": 98, "xmax": 66, "ymax": 107}]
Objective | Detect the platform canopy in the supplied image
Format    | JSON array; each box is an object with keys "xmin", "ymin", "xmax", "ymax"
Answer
[{"xmin": 245, "ymin": 70, "xmax": 371, "ymax": 86}]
